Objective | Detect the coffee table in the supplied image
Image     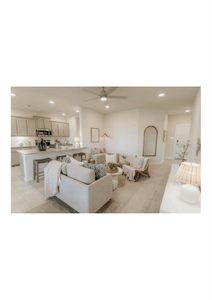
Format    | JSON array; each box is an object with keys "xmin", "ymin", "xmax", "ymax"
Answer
[{"xmin": 106, "ymin": 167, "xmax": 123, "ymax": 190}]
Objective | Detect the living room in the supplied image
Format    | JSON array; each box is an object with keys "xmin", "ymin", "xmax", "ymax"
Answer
[{"xmin": 11, "ymin": 86, "xmax": 201, "ymax": 213}]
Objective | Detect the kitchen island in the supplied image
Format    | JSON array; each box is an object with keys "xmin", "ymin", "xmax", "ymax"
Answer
[{"xmin": 17, "ymin": 146, "xmax": 88, "ymax": 181}]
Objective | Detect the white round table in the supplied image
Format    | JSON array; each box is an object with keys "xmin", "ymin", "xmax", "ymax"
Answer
[{"xmin": 106, "ymin": 167, "xmax": 123, "ymax": 190}]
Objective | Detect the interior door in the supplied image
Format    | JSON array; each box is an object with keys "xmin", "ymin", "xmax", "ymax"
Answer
[{"xmin": 174, "ymin": 123, "xmax": 190, "ymax": 159}]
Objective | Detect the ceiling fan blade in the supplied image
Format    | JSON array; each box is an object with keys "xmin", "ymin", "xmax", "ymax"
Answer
[
  {"xmin": 106, "ymin": 87, "xmax": 118, "ymax": 96},
  {"xmin": 84, "ymin": 96, "xmax": 99, "ymax": 102},
  {"xmin": 109, "ymin": 95, "xmax": 128, "ymax": 99},
  {"xmin": 82, "ymin": 88, "xmax": 100, "ymax": 96}
]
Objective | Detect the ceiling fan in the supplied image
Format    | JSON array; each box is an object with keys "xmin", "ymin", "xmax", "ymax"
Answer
[{"xmin": 82, "ymin": 87, "xmax": 128, "ymax": 103}]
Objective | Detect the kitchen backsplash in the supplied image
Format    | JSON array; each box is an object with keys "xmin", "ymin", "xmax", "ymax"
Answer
[{"xmin": 11, "ymin": 136, "xmax": 72, "ymax": 147}]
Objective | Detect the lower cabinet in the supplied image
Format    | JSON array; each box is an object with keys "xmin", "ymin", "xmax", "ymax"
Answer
[{"xmin": 11, "ymin": 150, "xmax": 20, "ymax": 166}]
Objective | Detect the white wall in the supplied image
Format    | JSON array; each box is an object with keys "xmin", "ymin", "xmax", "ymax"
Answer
[
  {"xmin": 189, "ymin": 88, "xmax": 201, "ymax": 162},
  {"xmin": 80, "ymin": 108, "xmax": 104, "ymax": 149},
  {"xmin": 104, "ymin": 108, "xmax": 167, "ymax": 162},
  {"xmin": 68, "ymin": 116, "xmax": 80, "ymax": 144},
  {"xmin": 104, "ymin": 109, "xmax": 140, "ymax": 155},
  {"xmin": 165, "ymin": 114, "xmax": 191, "ymax": 159}
]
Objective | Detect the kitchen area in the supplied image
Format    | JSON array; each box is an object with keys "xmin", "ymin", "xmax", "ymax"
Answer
[{"xmin": 11, "ymin": 114, "xmax": 85, "ymax": 181}]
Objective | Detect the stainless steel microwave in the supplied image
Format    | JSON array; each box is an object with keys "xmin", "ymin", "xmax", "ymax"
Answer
[{"xmin": 36, "ymin": 129, "xmax": 52, "ymax": 136}]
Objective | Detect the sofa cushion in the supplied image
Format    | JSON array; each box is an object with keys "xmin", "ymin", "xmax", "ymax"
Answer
[
  {"xmin": 83, "ymin": 162, "xmax": 106, "ymax": 180},
  {"xmin": 62, "ymin": 155, "xmax": 83, "ymax": 166},
  {"xmin": 106, "ymin": 153, "xmax": 117, "ymax": 164},
  {"xmin": 66, "ymin": 164, "xmax": 95, "ymax": 184}
]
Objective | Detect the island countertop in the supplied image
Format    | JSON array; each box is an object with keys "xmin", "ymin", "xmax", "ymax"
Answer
[
  {"xmin": 17, "ymin": 146, "xmax": 86, "ymax": 155},
  {"xmin": 17, "ymin": 146, "xmax": 88, "ymax": 181}
]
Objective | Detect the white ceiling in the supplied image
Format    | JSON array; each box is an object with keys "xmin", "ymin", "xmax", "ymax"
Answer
[{"xmin": 11, "ymin": 87, "xmax": 199, "ymax": 117}]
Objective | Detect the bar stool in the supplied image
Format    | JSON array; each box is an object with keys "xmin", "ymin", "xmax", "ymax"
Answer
[
  {"xmin": 33, "ymin": 158, "xmax": 52, "ymax": 183},
  {"xmin": 56, "ymin": 155, "xmax": 67, "ymax": 161},
  {"xmin": 73, "ymin": 152, "xmax": 86, "ymax": 162}
]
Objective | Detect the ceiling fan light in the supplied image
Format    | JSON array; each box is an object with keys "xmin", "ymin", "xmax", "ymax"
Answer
[{"xmin": 100, "ymin": 96, "xmax": 107, "ymax": 102}]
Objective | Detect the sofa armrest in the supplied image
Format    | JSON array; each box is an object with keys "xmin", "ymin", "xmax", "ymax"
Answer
[{"xmin": 88, "ymin": 174, "xmax": 113, "ymax": 212}]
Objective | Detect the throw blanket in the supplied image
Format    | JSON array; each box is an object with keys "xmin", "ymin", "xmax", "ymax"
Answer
[
  {"xmin": 44, "ymin": 160, "xmax": 63, "ymax": 199},
  {"xmin": 123, "ymin": 165, "xmax": 136, "ymax": 181}
]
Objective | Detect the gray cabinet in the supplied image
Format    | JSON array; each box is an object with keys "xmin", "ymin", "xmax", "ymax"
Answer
[
  {"xmin": 11, "ymin": 117, "xmax": 18, "ymax": 136},
  {"xmin": 11, "ymin": 149, "xmax": 20, "ymax": 166},
  {"xmin": 36, "ymin": 118, "xmax": 45, "ymax": 129},
  {"xmin": 44, "ymin": 119, "xmax": 51, "ymax": 129},
  {"xmin": 63, "ymin": 123, "xmax": 69, "ymax": 137},
  {"xmin": 58, "ymin": 122, "xmax": 64, "ymax": 137},
  {"xmin": 17, "ymin": 118, "xmax": 27, "ymax": 136},
  {"xmin": 27, "ymin": 119, "xmax": 36, "ymax": 136},
  {"xmin": 51, "ymin": 122, "xmax": 59, "ymax": 137}
]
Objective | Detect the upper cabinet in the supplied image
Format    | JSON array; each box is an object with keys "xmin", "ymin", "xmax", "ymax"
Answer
[
  {"xmin": 51, "ymin": 122, "xmax": 69, "ymax": 137},
  {"xmin": 63, "ymin": 123, "xmax": 69, "ymax": 137},
  {"xmin": 51, "ymin": 121, "xmax": 59, "ymax": 137},
  {"xmin": 36, "ymin": 118, "xmax": 45, "ymax": 129},
  {"xmin": 44, "ymin": 119, "xmax": 51, "ymax": 130},
  {"xmin": 11, "ymin": 117, "xmax": 18, "ymax": 136},
  {"xmin": 58, "ymin": 122, "xmax": 64, "ymax": 137},
  {"xmin": 17, "ymin": 118, "xmax": 28, "ymax": 136},
  {"xmin": 27, "ymin": 119, "xmax": 36, "ymax": 136},
  {"xmin": 11, "ymin": 116, "xmax": 69, "ymax": 137}
]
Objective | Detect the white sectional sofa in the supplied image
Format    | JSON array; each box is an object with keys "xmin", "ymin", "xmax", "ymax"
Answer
[
  {"xmin": 160, "ymin": 164, "xmax": 201, "ymax": 213},
  {"xmin": 56, "ymin": 163, "xmax": 113, "ymax": 213}
]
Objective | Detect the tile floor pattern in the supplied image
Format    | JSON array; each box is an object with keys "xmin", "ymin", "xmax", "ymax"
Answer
[{"xmin": 11, "ymin": 161, "xmax": 172, "ymax": 213}]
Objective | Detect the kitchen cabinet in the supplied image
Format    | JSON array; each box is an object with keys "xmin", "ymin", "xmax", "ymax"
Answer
[
  {"xmin": 51, "ymin": 122, "xmax": 59, "ymax": 137},
  {"xmin": 17, "ymin": 118, "xmax": 27, "ymax": 136},
  {"xmin": 11, "ymin": 149, "xmax": 20, "ymax": 166},
  {"xmin": 11, "ymin": 117, "xmax": 18, "ymax": 136},
  {"xmin": 27, "ymin": 119, "xmax": 36, "ymax": 136},
  {"xmin": 63, "ymin": 123, "xmax": 69, "ymax": 137},
  {"xmin": 36, "ymin": 118, "xmax": 45, "ymax": 129},
  {"xmin": 58, "ymin": 122, "xmax": 64, "ymax": 137},
  {"xmin": 44, "ymin": 119, "xmax": 51, "ymax": 129}
]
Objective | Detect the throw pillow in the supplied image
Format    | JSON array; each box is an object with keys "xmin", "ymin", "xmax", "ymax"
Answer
[
  {"xmin": 132, "ymin": 157, "xmax": 143, "ymax": 169},
  {"xmin": 63, "ymin": 155, "xmax": 72, "ymax": 163},
  {"xmin": 83, "ymin": 162, "xmax": 106, "ymax": 180},
  {"xmin": 119, "ymin": 154, "xmax": 128, "ymax": 165},
  {"xmin": 61, "ymin": 162, "xmax": 68, "ymax": 175}
]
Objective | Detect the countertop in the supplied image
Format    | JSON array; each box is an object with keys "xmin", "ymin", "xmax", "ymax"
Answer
[{"xmin": 17, "ymin": 146, "xmax": 87, "ymax": 155}]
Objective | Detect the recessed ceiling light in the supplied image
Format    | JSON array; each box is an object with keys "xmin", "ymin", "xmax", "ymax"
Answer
[
  {"xmin": 105, "ymin": 105, "xmax": 110, "ymax": 109},
  {"xmin": 158, "ymin": 93, "xmax": 165, "ymax": 97},
  {"xmin": 185, "ymin": 109, "xmax": 191, "ymax": 113},
  {"xmin": 49, "ymin": 100, "xmax": 55, "ymax": 104},
  {"xmin": 11, "ymin": 93, "xmax": 16, "ymax": 97},
  {"xmin": 62, "ymin": 113, "xmax": 66, "ymax": 116},
  {"xmin": 101, "ymin": 96, "xmax": 107, "ymax": 102},
  {"xmin": 76, "ymin": 109, "xmax": 79, "ymax": 113}
]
